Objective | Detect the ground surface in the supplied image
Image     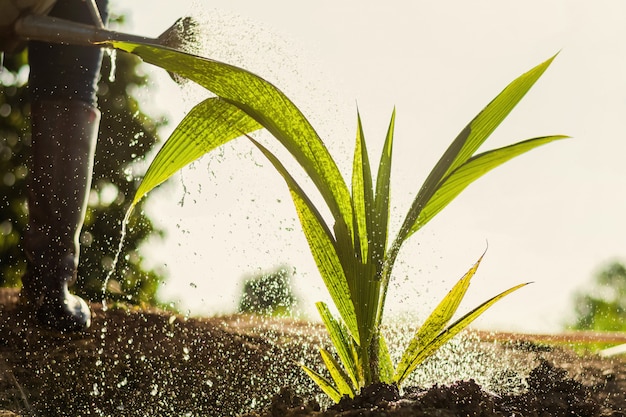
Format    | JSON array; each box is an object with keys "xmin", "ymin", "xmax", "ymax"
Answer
[{"xmin": 0, "ymin": 288, "xmax": 624, "ymax": 416}]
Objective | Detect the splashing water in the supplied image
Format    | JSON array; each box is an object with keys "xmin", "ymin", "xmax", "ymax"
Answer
[
  {"xmin": 101, "ymin": 209, "xmax": 132, "ymax": 312},
  {"xmin": 383, "ymin": 323, "xmax": 532, "ymax": 396},
  {"xmin": 104, "ymin": 48, "xmax": 117, "ymax": 83},
  {"xmin": 91, "ymin": 209, "xmax": 131, "ymax": 403},
  {"xmin": 144, "ymin": 5, "xmax": 353, "ymax": 322}
]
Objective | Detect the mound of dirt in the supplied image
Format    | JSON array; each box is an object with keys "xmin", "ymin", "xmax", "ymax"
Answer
[
  {"xmin": 0, "ymin": 288, "xmax": 624, "ymax": 417},
  {"xmin": 245, "ymin": 357, "xmax": 625, "ymax": 417}
]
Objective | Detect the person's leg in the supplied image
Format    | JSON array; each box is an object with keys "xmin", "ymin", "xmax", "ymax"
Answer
[{"xmin": 22, "ymin": 0, "xmax": 108, "ymax": 332}]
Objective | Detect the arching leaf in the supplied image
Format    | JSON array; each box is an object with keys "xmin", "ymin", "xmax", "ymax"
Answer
[
  {"xmin": 113, "ymin": 41, "xmax": 353, "ymax": 239},
  {"xmin": 409, "ymin": 135, "xmax": 568, "ymax": 236},
  {"xmin": 132, "ymin": 97, "xmax": 260, "ymax": 206},
  {"xmin": 396, "ymin": 54, "xmax": 558, "ymax": 245}
]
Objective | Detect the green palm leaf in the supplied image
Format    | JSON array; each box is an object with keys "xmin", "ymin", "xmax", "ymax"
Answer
[
  {"xmin": 316, "ymin": 302, "xmax": 360, "ymax": 387},
  {"xmin": 395, "ymin": 281, "xmax": 530, "ymax": 385},
  {"xmin": 377, "ymin": 332, "xmax": 394, "ymax": 384},
  {"xmin": 113, "ymin": 41, "xmax": 354, "ymax": 240},
  {"xmin": 373, "ymin": 112, "xmax": 396, "ymax": 329},
  {"xmin": 320, "ymin": 348, "xmax": 356, "ymax": 398},
  {"xmin": 249, "ymin": 139, "xmax": 359, "ymax": 342},
  {"xmin": 351, "ymin": 113, "xmax": 374, "ymax": 262},
  {"xmin": 350, "ymin": 113, "xmax": 382, "ymax": 352},
  {"xmin": 394, "ymin": 254, "xmax": 484, "ymax": 384},
  {"xmin": 396, "ymin": 54, "xmax": 558, "ymax": 245},
  {"xmin": 372, "ymin": 110, "xmax": 395, "ymax": 271},
  {"xmin": 301, "ymin": 364, "xmax": 342, "ymax": 403},
  {"xmin": 411, "ymin": 135, "xmax": 568, "ymax": 234},
  {"xmin": 132, "ymin": 97, "xmax": 261, "ymax": 206}
]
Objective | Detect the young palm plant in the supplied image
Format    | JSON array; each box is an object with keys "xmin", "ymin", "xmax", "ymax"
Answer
[{"xmin": 108, "ymin": 39, "xmax": 566, "ymax": 400}]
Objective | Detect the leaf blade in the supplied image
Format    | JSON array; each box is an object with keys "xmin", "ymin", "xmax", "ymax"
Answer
[
  {"xmin": 250, "ymin": 139, "xmax": 360, "ymax": 342},
  {"xmin": 317, "ymin": 301, "xmax": 360, "ymax": 387},
  {"xmin": 301, "ymin": 364, "xmax": 343, "ymax": 403},
  {"xmin": 396, "ymin": 55, "xmax": 558, "ymax": 245},
  {"xmin": 352, "ymin": 112, "xmax": 374, "ymax": 262},
  {"xmin": 377, "ymin": 331, "xmax": 394, "ymax": 384},
  {"xmin": 411, "ymin": 135, "xmax": 568, "ymax": 234},
  {"xmin": 133, "ymin": 98, "xmax": 261, "ymax": 206},
  {"xmin": 113, "ymin": 41, "xmax": 354, "ymax": 240},
  {"xmin": 373, "ymin": 111, "xmax": 396, "ymax": 327},
  {"xmin": 373, "ymin": 110, "xmax": 396, "ymax": 267},
  {"xmin": 395, "ymin": 282, "xmax": 530, "ymax": 385},
  {"xmin": 394, "ymin": 253, "xmax": 484, "ymax": 383},
  {"xmin": 320, "ymin": 348, "xmax": 357, "ymax": 398},
  {"xmin": 447, "ymin": 55, "xmax": 557, "ymax": 175}
]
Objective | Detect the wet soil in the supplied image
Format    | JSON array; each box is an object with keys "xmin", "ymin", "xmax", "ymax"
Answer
[{"xmin": 0, "ymin": 288, "xmax": 624, "ymax": 417}]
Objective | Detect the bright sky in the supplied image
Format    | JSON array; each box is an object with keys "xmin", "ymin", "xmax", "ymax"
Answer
[{"xmin": 110, "ymin": 0, "xmax": 626, "ymax": 333}]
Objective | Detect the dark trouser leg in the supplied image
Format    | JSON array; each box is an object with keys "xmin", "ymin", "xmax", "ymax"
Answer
[
  {"xmin": 22, "ymin": 0, "xmax": 108, "ymax": 331},
  {"xmin": 22, "ymin": 100, "xmax": 99, "ymax": 331}
]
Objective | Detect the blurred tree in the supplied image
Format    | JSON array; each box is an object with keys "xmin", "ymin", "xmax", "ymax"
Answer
[
  {"xmin": 0, "ymin": 32, "xmax": 167, "ymax": 305},
  {"xmin": 238, "ymin": 266, "xmax": 297, "ymax": 316},
  {"xmin": 570, "ymin": 261, "xmax": 626, "ymax": 331}
]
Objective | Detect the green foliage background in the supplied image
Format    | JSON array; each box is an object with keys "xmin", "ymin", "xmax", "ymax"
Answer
[
  {"xmin": 238, "ymin": 266, "xmax": 297, "ymax": 316},
  {"xmin": 570, "ymin": 261, "xmax": 626, "ymax": 332},
  {"xmin": 0, "ymin": 47, "xmax": 166, "ymax": 305}
]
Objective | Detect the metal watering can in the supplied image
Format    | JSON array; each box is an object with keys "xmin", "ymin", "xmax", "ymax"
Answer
[{"xmin": 0, "ymin": 0, "xmax": 192, "ymax": 52}]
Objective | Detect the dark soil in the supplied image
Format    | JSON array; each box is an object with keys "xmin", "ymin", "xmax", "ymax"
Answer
[{"xmin": 0, "ymin": 288, "xmax": 624, "ymax": 417}]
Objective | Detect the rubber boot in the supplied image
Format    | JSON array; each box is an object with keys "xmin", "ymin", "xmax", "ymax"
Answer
[{"xmin": 21, "ymin": 99, "xmax": 99, "ymax": 332}]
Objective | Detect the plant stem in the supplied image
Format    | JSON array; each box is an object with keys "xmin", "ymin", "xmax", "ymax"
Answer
[
  {"xmin": 376, "ymin": 238, "xmax": 402, "ymax": 328},
  {"xmin": 360, "ymin": 335, "xmax": 372, "ymax": 386},
  {"xmin": 368, "ymin": 327, "xmax": 381, "ymax": 384}
]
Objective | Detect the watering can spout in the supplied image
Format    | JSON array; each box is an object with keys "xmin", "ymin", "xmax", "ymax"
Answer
[
  {"xmin": 2, "ymin": 12, "xmax": 197, "ymax": 53},
  {"xmin": 14, "ymin": 14, "xmax": 160, "ymax": 47}
]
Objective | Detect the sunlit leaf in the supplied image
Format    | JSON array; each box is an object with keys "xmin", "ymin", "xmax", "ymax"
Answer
[
  {"xmin": 317, "ymin": 302, "xmax": 360, "ymax": 387},
  {"xmin": 447, "ymin": 55, "xmax": 557, "ymax": 176},
  {"xmin": 396, "ymin": 54, "xmax": 558, "ymax": 245},
  {"xmin": 249, "ymin": 139, "xmax": 359, "ymax": 342},
  {"xmin": 377, "ymin": 332, "xmax": 394, "ymax": 384},
  {"xmin": 374, "ymin": 111, "xmax": 396, "ymax": 327},
  {"xmin": 394, "ymin": 254, "xmax": 484, "ymax": 384},
  {"xmin": 320, "ymin": 348, "xmax": 356, "ymax": 398},
  {"xmin": 351, "ymin": 113, "xmax": 380, "ymax": 349},
  {"xmin": 352, "ymin": 112, "xmax": 374, "ymax": 262},
  {"xmin": 133, "ymin": 98, "xmax": 261, "ymax": 206},
  {"xmin": 409, "ymin": 135, "xmax": 568, "ymax": 236},
  {"xmin": 113, "ymin": 41, "xmax": 354, "ymax": 238},
  {"xmin": 373, "ymin": 110, "xmax": 395, "ymax": 268},
  {"xmin": 395, "ymin": 282, "xmax": 530, "ymax": 385},
  {"xmin": 301, "ymin": 364, "xmax": 342, "ymax": 403}
]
